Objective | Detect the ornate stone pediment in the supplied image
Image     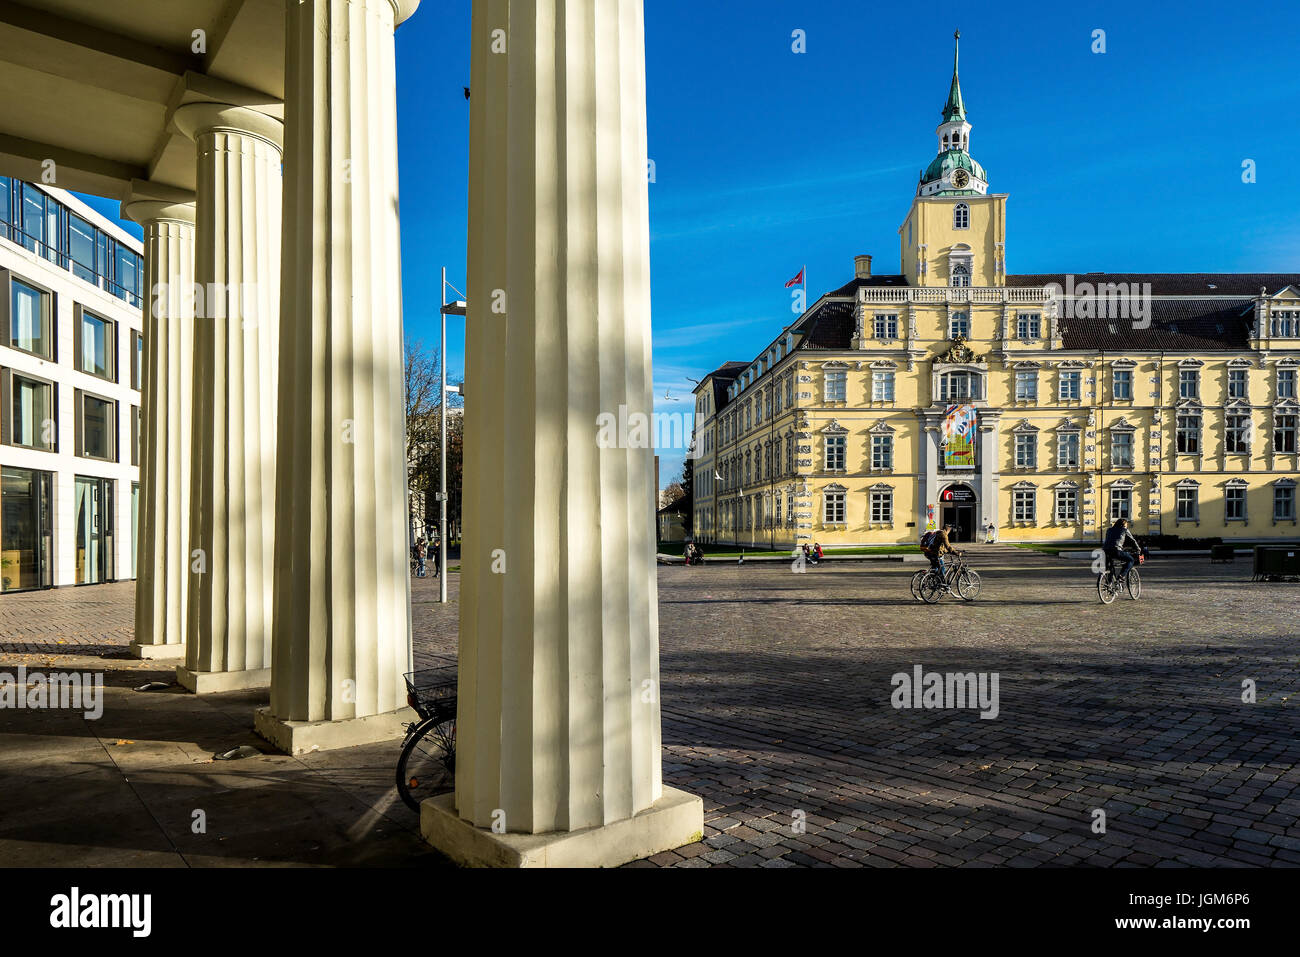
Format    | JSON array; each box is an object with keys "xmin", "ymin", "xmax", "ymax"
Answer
[{"xmin": 933, "ymin": 335, "xmax": 985, "ymax": 365}]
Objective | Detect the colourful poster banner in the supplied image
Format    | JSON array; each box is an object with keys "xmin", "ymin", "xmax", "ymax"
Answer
[
  {"xmin": 925, "ymin": 505, "xmax": 936, "ymax": 531},
  {"xmin": 942, "ymin": 404, "xmax": 977, "ymax": 470}
]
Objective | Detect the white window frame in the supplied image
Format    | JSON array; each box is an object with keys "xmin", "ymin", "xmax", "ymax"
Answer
[
  {"xmin": 824, "ymin": 434, "xmax": 846, "ymax": 471},
  {"xmin": 1112, "ymin": 368, "xmax": 1133, "ymax": 400},
  {"xmin": 824, "ymin": 370, "xmax": 847, "ymax": 402},
  {"xmin": 1054, "ymin": 488, "xmax": 1078, "ymax": 523},
  {"xmin": 1057, "ymin": 431, "xmax": 1080, "ymax": 469},
  {"xmin": 872, "ymin": 370, "xmax": 895, "ymax": 401},
  {"xmin": 1014, "ymin": 433, "xmax": 1036, "ymax": 469},
  {"xmin": 869, "ymin": 487, "xmax": 893, "ymax": 523},
  {"xmin": 1058, "ymin": 370, "xmax": 1081, "ymax": 401},
  {"xmin": 1013, "ymin": 487, "xmax": 1036, "ymax": 522},
  {"xmin": 871, "ymin": 434, "xmax": 893, "ymax": 470}
]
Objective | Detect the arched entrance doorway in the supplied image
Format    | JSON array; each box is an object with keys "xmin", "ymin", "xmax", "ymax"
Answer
[{"xmin": 940, "ymin": 483, "xmax": 977, "ymax": 542}]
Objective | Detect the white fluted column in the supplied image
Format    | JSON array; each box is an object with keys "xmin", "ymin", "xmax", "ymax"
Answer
[
  {"xmin": 254, "ymin": 0, "xmax": 418, "ymax": 753},
  {"xmin": 421, "ymin": 0, "xmax": 702, "ymax": 868},
  {"xmin": 125, "ymin": 187, "xmax": 196, "ymax": 661},
  {"xmin": 171, "ymin": 103, "xmax": 282, "ymax": 694}
]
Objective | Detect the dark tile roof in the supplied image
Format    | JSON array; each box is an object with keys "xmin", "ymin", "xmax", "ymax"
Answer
[
  {"xmin": 789, "ymin": 294, "xmax": 1261, "ymax": 353},
  {"xmin": 1008, "ymin": 273, "xmax": 1300, "ymax": 297},
  {"xmin": 824, "ymin": 274, "xmax": 910, "ymax": 298},
  {"xmin": 1057, "ymin": 298, "xmax": 1255, "ymax": 351},
  {"xmin": 794, "ymin": 300, "xmax": 856, "ymax": 350},
  {"xmin": 706, "ymin": 361, "xmax": 747, "ymax": 409}
]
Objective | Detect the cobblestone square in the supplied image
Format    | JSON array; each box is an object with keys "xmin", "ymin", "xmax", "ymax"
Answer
[{"xmin": 1, "ymin": 545, "xmax": 1297, "ymax": 867}]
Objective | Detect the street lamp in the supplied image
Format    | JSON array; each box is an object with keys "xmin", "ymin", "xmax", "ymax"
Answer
[{"xmin": 439, "ymin": 266, "xmax": 467, "ymax": 604}]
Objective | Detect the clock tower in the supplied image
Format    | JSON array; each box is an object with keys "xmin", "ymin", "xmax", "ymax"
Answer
[
  {"xmin": 919, "ymin": 30, "xmax": 988, "ymax": 197},
  {"xmin": 899, "ymin": 30, "xmax": 1007, "ymax": 286}
]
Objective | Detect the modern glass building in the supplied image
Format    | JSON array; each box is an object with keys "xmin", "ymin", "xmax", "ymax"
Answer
[{"xmin": 0, "ymin": 178, "xmax": 143, "ymax": 591}]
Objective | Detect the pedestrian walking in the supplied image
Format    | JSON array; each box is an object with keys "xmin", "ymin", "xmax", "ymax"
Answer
[{"xmin": 414, "ymin": 538, "xmax": 427, "ymax": 578}]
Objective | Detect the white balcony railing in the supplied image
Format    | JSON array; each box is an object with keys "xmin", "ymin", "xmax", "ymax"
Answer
[{"xmin": 858, "ymin": 286, "xmax": 1052, "ymax": 306}]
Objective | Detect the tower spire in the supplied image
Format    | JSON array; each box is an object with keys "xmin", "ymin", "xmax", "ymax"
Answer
[{"xmin": 943, "ymin": 29, "xmax": 965, "ymax": 123}]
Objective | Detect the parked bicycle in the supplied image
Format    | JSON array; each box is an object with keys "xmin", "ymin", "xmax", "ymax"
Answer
[
  {"xmin": 1097, "ymin": 555, "xmax": 1141, "ymax": 604},
  {"xmin": 914, "ymin": 551, "xmax": 981, "ymax": 603},
  {"xmin": 396, "ymin": 664, "xmax": 457, "ymax": 811}
]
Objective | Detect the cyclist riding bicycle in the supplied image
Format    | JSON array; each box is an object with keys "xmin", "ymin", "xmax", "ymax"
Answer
[
  {"xmin": 924, "ymin": 523, "xmax": 960, "ymax": 589},
  {"xmin": 1102, "ymin": 518, "xmax": 1140, "ymax": 581}
]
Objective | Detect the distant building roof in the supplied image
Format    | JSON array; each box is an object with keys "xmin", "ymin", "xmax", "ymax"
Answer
[{"xmin": 1007, "ymin": 273, "xmax": 1300, "ymax": 297}]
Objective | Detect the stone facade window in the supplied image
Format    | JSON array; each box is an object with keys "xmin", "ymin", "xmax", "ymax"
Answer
[
  {"xmin": 1112, "ymin": 368, "xmax": 1132, "ymax": 400},
  {"xmin": 870, "ymin": 487, "xmax": 893, "ymax": 523},
  {"xmin": 824, "ymin": 435, "xmax": 846, "ymax": 471}
]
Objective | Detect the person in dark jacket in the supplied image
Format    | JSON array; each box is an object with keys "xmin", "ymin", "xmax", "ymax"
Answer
[{"xmin": 1102, "ymin": 518, "xmax": 1140, "ymax": 581}]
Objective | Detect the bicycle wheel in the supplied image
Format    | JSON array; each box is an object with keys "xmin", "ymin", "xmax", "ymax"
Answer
[
  {"xmin": 1125, "ymin": 568, "xmax": 1141, "ymax": 600},
  {"xmin": 957, "ymin": 569, "xmax": 981, "ymax": 601},
  {"xmin": 910, "ymin": 570, "xmax": 925, "ymax": 601},
  {"xmin": 919, "ymin": 573, "xmax": 944, "ymax": 604},
  {"xmin": 1097, "ymin": 572, "xmax": 1117, "ymax": 604},
  {"xmin": 396, "ymin": 714, "xmax": 456, "ymax": 811}
]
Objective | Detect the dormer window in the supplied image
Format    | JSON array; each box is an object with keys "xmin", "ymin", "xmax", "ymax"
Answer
[{"xmin": 953, "ymin": 203, "xmax": 969, "ymax": 229}]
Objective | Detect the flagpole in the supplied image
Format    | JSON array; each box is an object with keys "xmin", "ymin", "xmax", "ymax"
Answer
[{"xmin": 803, "ymin": 264, "xmax": 808, "ymax": 313}]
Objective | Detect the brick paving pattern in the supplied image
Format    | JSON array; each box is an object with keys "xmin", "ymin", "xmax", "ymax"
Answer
[{"xmin": 2, "ymin": 545, "xmax": 1297, "ymax": 866}]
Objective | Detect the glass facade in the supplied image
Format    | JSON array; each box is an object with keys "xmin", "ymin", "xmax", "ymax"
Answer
[
  {"xmin": 0, "ymin": 467, "xmax": 53, "ymax": 592},
  {"xmin": 0, "ymin": 176, "xmax": 142, "ymax": 308}
]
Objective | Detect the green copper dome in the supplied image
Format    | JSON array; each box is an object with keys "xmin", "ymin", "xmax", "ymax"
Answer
[{"xmin": 921, "ymin": 149, "xmax": 986, "ymax": 186}]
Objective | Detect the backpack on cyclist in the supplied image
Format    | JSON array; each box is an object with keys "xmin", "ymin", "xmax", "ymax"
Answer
[{"xmin": 919, "ymin": 530, "xmax": 938, "ymax": 552}]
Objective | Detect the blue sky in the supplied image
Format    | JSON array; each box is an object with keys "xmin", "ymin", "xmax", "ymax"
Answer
[{"xmin": 81, "ymin": 0, "xmax": 1300, "ymax": 487}]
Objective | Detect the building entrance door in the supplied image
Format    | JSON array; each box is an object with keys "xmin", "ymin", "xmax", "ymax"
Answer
[
  {"xmin": 74, "ymin": 475, "xmax": 114, "ymax": 584},
  {"xmin": 940, "ymin": 484, "xmax": 977, "ymax": 543}
]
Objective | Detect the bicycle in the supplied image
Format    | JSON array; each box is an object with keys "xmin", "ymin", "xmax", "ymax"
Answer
[
  {"xmin": 396, "ymin": 664, "xmax": 457, "ymax": 811},
  {"xmin": 1097, "ymin": 554, "xmax": 1141, "ymax": 604},
  {"xmin": 917, "ymin": 552, "xmax": 981, "ymax": 603}
]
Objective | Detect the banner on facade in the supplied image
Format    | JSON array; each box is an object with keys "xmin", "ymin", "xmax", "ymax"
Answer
[
  {"xmin": 941, "ymin": 404, "xmax": 977, "ymax": 470},
  {"xmin": 925, "ymin": 505, "xmax": 936, "ymax": 531}
]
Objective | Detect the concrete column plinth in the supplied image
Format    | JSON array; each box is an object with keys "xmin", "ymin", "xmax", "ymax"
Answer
[
  {"xmin": 421, "ymin": 787, "xmax": 704, "ymax": 869},
  {"xmin": 253, "ymin": 705, "xmax": 416, "ymax": 756},
  {"xmin": 128, "ymin": 641, "xmax": 187, "ymax": 661},
  {"xmin": 178, "ymin": 665, "xmax": 270, "ymax": 694}
]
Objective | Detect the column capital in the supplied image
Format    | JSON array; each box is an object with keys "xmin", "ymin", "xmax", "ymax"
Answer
[
  {"xmin": 121, "ymin": 179, "xmax": 196, "ymax": 227},
  {"xmin": 171, "ymin": 102, "xmax": 284, "ymax": 151},
  {"xmin": 390, "ymin": 0, "xmax": 421, "ymax": 25}
]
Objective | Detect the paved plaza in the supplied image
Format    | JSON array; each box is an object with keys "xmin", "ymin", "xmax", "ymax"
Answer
[{"xmin": 1, "ymin": 546, "xmax": 1297, "ymax": 867}]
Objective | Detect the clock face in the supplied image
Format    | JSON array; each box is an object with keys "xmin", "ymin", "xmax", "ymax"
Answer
[{"xmin": 951, "ymin": 169, "xmax": 971, "ymax": 189}]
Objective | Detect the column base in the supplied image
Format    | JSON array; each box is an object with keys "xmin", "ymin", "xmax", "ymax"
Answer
[
  {"xmin": 253, "ymin": 705, "xmax": 414, "ymax": 755},
  {"xmin": 420, "ymin": 786, "xmax": 704, "ymax": 868},
  {"xmin": 176, "ymin": 665, "xmax": 271, "ymax": 694},
  {"xmin": 128, "ymin": 641, "xmax": 186, "ymax": 660}
]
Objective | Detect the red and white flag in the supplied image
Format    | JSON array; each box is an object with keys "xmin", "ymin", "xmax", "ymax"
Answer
[{"xmin": 784, "ymin": 267, "xmax": 804, "ymax": 288}]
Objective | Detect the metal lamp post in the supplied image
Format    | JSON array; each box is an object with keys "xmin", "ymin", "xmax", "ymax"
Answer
[{"xmin": 439, "ymin": 266, "xmax": 467, "ymax": 604}]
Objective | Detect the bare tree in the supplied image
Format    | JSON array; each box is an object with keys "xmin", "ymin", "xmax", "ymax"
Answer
[{"xmin": 405, "ymin": 339, "xmax": 465, "ymax": 543}]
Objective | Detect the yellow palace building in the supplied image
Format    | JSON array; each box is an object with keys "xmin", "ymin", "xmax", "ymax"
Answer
[{"xmin": 690, "ymin": 34, "xmax": 1300, "ymax": 547}]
